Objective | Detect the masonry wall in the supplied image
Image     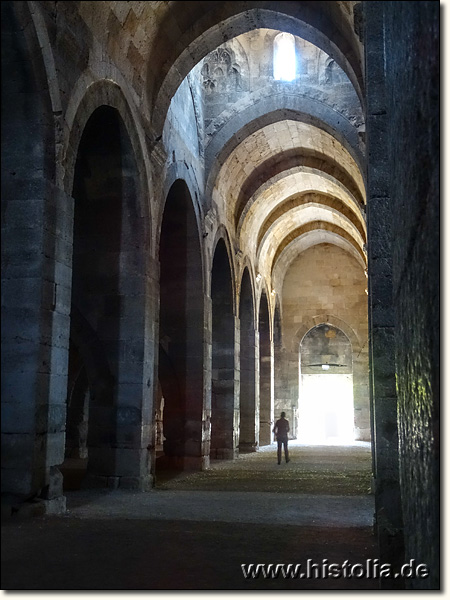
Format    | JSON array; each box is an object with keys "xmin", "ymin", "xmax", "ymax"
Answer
[
  {"xmin": 163, "ymin": 73, "xmax": 205, "ymax": 178},
  {"xmin": 280, "ymin": 244, "xmax": 370, "ymax": 440},
  {"xmin": 200, "ymin": 28, "xmax": 363, "ymax": 149},
  {"xmin": 383, "ymin": 1, "xmax": 439, "ymax": 589},
  {"xmin": 1, "ymin": 2, "xmax": 69, "ymax": 510}
]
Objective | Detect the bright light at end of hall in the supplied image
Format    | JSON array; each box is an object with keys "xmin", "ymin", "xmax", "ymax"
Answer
[
  {"xmin": 273, "ymin": 32, "xmax": 296, "ymax": 82},
  {"xmin": 298, "ymin": 374, "xmax": 355, "ymax": 445}
]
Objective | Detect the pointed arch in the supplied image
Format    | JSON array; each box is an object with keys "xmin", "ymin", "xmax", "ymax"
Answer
[
  {"xmin": 157, "ymin": 179, "xmax": 206, "ymax": 470},
  {"xmin": 258, "ymin": 289, "xmax": 273, "ymax": 445},
  {"xmin": 211, "ymin": 238, "xmax": 238, "ymax": 459},
  {"xmin": 238, "ymin": 267, "xmax": 258, "ymax": 451}
]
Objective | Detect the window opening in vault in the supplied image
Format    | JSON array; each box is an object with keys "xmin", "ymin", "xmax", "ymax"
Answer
[{"xmin": 273, "ymin": 32, "xmax": 296, "ymax": 81}]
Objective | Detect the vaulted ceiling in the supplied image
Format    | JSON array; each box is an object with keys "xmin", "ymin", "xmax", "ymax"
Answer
[
  {"xmin": 177, "ymin": 24, "xmax": 367, "ymax": 293},
  {"xmin": 74, "ymin": 1, "xmax": 366, "ymax": 296}
]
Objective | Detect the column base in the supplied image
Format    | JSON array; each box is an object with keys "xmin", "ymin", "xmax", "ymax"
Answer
[
  {"xmin": 239, "ymin": 442, "xmax": 259, "ymax": 453},
  {"xmin": 210, "ymin": 447, "xmax": 238, "ymax": 460},
  {"xmin": 2, "ymin": 495, "xmax": 67, "ymax": 518}
]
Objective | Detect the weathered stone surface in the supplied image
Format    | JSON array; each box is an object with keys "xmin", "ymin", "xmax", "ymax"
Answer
[
  {"xmin": 0, "ymin": 3, "xmax": 439, "ymax": 589},
  {"xmin": 382, "ymin": 2, "xmax": 439, "ymax": 589}
]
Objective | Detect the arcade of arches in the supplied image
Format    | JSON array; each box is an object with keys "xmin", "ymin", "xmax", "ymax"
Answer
[{"xmin": 1, "ymin": 1, "xmax": 439, "ymax": 590}]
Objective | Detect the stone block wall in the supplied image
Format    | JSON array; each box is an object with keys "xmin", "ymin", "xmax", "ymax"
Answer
[
  {"xmin": 1, "ymin": 2, "xmax": 68, "ymax": 510},
  {"xmin": 383, "ymin": 1, "xmax": 439, "ymax": 589},
  {"xmin": 364, "ymin": 1, "xmax": 404, "ymax": 583},
  {"xmin": 280, "ymin": 243, "xmax": 370, "ymax": 440}
]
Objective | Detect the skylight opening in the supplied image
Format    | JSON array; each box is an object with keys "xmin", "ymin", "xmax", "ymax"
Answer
[{"xmin": 273, "ymin": 32, "xmax": 296, "ymax": 81}]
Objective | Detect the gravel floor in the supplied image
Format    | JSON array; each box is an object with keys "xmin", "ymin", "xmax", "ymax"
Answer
[{"xmin": 2, "ymin": 443, "xmax": 379, "ymax": 591}]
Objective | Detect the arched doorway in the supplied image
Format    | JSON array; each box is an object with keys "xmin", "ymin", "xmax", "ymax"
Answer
[
  {"xmin": 298, "ymin": 324, "xmax": 354, "ymax": 444},
  {"xmin": 67, "ymin": 104, "xmax": 148, "ymax": 488},
  {"xmin": 157, "ymin": 179, "xmax": 205, "ymax": 471},
  {"xmin": 258, "ymin": 290, "xmax": 272, "ymax": 446},
  {"xmin": 211, "ymin": 239, "xmax": 237, "ymax": 459}
]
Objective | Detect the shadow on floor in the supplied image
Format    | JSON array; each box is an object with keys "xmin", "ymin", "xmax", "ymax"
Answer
[{"xmin": 2, "ymin": 443, "xmax": 380, "ymax": 590}]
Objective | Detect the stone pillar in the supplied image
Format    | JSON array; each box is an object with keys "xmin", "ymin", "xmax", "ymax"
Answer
[
  {"xmin": 239, "ymin": 323, "xmax": 259, "ymax": 452},
  {"xmin": 364, "ymin": 1, "xmax": 404, "ymax": 584},
  {"xmin": 101, "ymin": 254, "xmax": 158, "ymax": 491},
  {"xmin": 210, "ymin": 281, "xmax": 238, "ymax": 459},
  {"xmin": 233, "ymin": 316, "xmax": 241, "ymax": 454},
  {"xmin": 1, "ymin": 182, "xmax": 71, "ymax": 514},
  {"xmin": 258, "ymin": 310, "xmax": 272, "ymax": 446},
  {"xmin": 353, "ymin": 348, "xmax": 371, "ymax": 441},
  {"xmin": 178, "ymin": 287, "xmax": 210, "ymax": 471},
  {"xmin": 201, "ymin": 291, "xmax": 211, "ymax": 470},
  {"xmin": 259, "ymin": 342, "xmax": 274, "ymax": 446},
  {"xmin": 274, "ymin": 346, "xmax": 297, "ymax": 440},
  {"xmin": 383, "ymin": 2, "xmax": 439, "ymax": 588},
  {"xmin": 1, "ymin": 1, "xmax": 68, "ymax": 515}
]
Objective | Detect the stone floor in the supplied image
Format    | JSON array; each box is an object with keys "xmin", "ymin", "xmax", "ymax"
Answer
[{"xmin": 1, "ymin": 442, "xmax": 382, "ymax": 591}]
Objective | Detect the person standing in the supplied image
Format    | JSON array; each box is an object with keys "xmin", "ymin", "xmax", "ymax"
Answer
[{"xmin": 273, "ymin": 411, "xmax": 290, "ymax": 465}]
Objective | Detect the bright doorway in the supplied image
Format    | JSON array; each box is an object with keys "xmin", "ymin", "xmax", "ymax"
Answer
[{"xmin": 298, "ymin": 373, "xmax": 354, "ymax": 444}]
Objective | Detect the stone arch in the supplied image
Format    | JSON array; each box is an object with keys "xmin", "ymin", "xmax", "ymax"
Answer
[
  {"xmin": 300, "ymin": 323, "xmax": 353, "ymax": 372},
  {"xmin": 237, "ymin": 258, "xmax": 257, "ymax": 321},
  {"xmin": 236, "ymin": 151, "xmax": 365, "ymax": 234},
  {"xmin": 27, "ymin": 1, "xmax": 63, "ymax": 184},
  {"xmin": 271, "ymin": 221, "xmax": 367, "ymax": 276},
  {"xmin": 256, "ymin": 192, "xmax": 366, "ymax": 251},
  {"xmin": 27, "ymin": 2, "xmax": 61, "ymax": 114},
  {"xmin": 257, "ymin": 207, "xmax": 366, "ymax": 278},
  {"xmin": 298, "ymin": 323, "xmax": 356, "ymax": 443},
  {"xmin": 64, "ymin": 64, "xmax": 155, "ymax": 222},
  {"xmin": 241, "ymin": 169, "xmax": 365, "ymax": 241},
  {"xmin": 292, "ymin": 314, "xmax": 369, "ymax": 442},
  {"xmin": 293, "ymin": 314, "xmax": 362, "ymax": 354},
  {"xmin": 272, "ymin": 295, "xmax": 287, "ymax": 437},
  {"xmin": 210, "ymin": 237, "xmax": 238, "ymax": 460},
  {"xmin": 205, "ymin": 101, "xmax": 365, "ymax": 203},
  {"xmin": 258, "ymin": 288, "xmax": 273, "ymax": 445},
  {"xmin": 148, "ymin": 3, "xmax": 364, "ymax": 133},
  {"xmin": 1, "ymin": 0, "xmax": 55, "ymax": 182},
  {"xmin": 63, "ymin": 79, "xmax": 152, "ymax": 248},
  {"xmin": 256, "ymin": 281, "xmax": 272, "ymax": 327},
  {"xmin": 209, "ymin": 225, "xmax": 237, "ymax": 316},
  {"xmin": 157, "ymin": 179, "xmax": 206, "ymax": 471},
  {"xmin": 156, "ymin": 162, "xmax": 204, "ymax": 263},
  {"xmin": 69, "ymin": 103, "xmax": 152, "ymax": 489},
  {"xmin": 272, "ymin": 232, "xmax": 367, "ymax": 294}
]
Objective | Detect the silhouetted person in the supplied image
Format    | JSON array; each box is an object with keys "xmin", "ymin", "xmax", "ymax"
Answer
[{"xmin": 273, "ymin": 411, "xmax": 290, "ymax": 464}]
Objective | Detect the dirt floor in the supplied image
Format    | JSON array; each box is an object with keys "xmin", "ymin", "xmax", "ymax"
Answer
[
  {"xmin": 1, "ymin": 442, "xmax": 382, "ymax": 591},
  {"xmin": 157, "ymin": 442, "xmax": 374, "ymax": 494}
]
